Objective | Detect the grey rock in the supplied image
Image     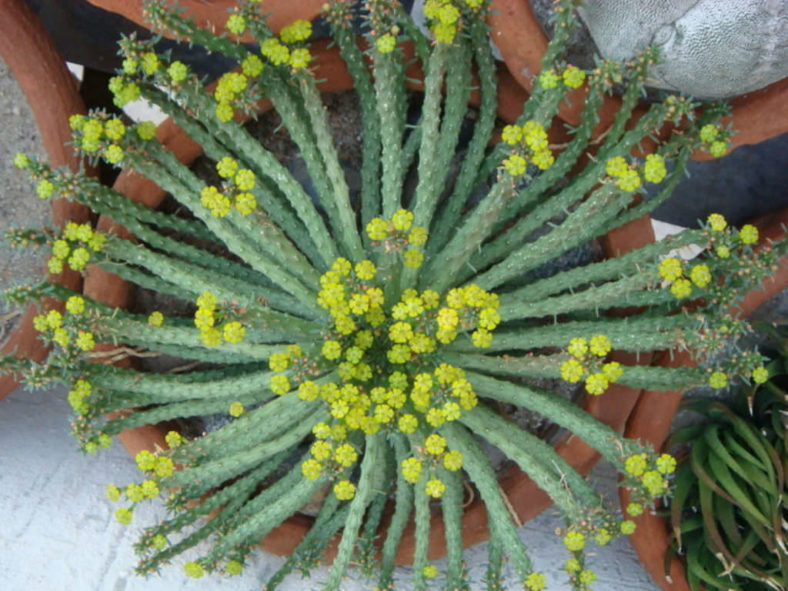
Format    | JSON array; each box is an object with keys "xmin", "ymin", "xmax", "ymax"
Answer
[{"xmin": 578, "ymin": 0, "xmax": 788, "ymax": 99}]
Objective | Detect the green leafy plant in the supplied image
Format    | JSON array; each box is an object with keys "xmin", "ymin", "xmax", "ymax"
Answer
[
  {"xmin": 1, "ymin": 0, "xmax": 784, "ymax": 589},
  {"xmin": 668, "ymin": 329, "xmax": 787, "ymax": 591}
]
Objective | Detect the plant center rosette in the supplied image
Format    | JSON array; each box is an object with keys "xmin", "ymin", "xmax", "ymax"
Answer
[{"xmin": 1, "ymin": 0, "xmax": 786, "ymax": 590}]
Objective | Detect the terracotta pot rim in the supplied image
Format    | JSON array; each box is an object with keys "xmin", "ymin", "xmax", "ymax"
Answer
[
  {"xmin": 83, "ymin": 36, "xmax": 648, "ymax": 564},
  {"xmin": 620, "ymin": 209, "xmax": 788, "ymax": 591},
  {"xmin": 0, "ymin": 0, "xmax": 92, "ymax": 401},
  {"xmin": 487, "ymin": 0, "xmax": 788, "ymax": 160}
]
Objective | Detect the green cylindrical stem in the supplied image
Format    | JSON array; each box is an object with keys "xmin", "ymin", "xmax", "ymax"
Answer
[
  {"xmin": 91, "ymin": 364, "xmax": 273, "ymax": 401},
  {"xmin": 204, "ymin": 461, "xmax": 323, "ymax": 562},
  {"xmin": 441, "ymin": 468, "xmax": 469, "ymax": 591},
  {"xmin": 443, "ymin": 351, "xmax": 561, "ymax": 380},
  {"xmin": 498, "ymin": 273, "xmax": 653, "ymax": 322},
  {"xmin": 101, "ymin": 389, "xmax": 272, "ymax": 433},
  {"xmin": 144, "ymin": 139, "xmax": 323, "ymax": 291},
  {"xmin": 470, "ymin": 103, "xmax": 668, "ymax": 274},
  {"xmin": 330, "ymin": 24, "xmax": 381, "ymax": 227},
  {"xmin": 494, "ymin": 80, "xmax": 604, "ymax": 228},
  {"xmin": 449, "ymin": 314, "xmax": 688, "ymax": 354},
  {"xmin": 264, "ymin": 493, "xmax": 344, "ymax": 590},
  {"xmin": 410, "ymin": 44, "xmax": 448, "ymax": 230},
  {"xmin": 502, "ymin": 229, "xmax": 703, "ymax": 304},
  {"xmin": 325, "ymin": 434, "xmax": 384, "ymax": 590},
  {"xmin": 462, "ymin": 404, "xmax": 599, "ymax": 509},
  {"xmin": 474, "ymin": 185, "xmax": 630, "ymax": 290},
  {"xmin": 126, "ymin": 153, "xmax": 320, "ymax": 311},
  {"xmin": 379, "ymin": 434, "xmax": 414, "ymax": 588},
  {"xmin": 164, "ymin": 410, "xmax": 321, "ymax": 491},
  {"xmin": 142, "ymin": 85, "xmax": 328, "ymax": 270},
  {"xmin": 298, "ymin": 76, "xmax": 364, "ymax": 261},
  {"xmin": 428, "ymin": 18, "xmax": 497, "ymax": 255},
  {"xmin": 182, "ymin": 390, "xmax": 327, "ymax": 460},
  {"xmin": 374, "ymin": 50, "xmax": 407, "ymax": 218},
  {"xmin": 148, "ymin": 453, "xmax": 287, "ymax": 538},
  {"xmin": 425, "ymin": 180, "xmax": 515, "ymax": 293},
  {"xmin": 411, "ymin": 471, "xmax": 431, "ymax": 591},
  {"xmin": 443, "ymin": 422, "xmax": 533, "ymax": 580},
  {"xmin": 466, "ymin": 371, "xmax": 629, "ymax": 469}
]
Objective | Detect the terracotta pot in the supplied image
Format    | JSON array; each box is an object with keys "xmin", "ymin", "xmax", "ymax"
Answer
[
  {"xmin": 0, "ymin": 0, "xmax": 92, "ymax": 401},
  {"xmin": 80, "ymin": 35, "xmax": 652, "ymax": 562},
  {"xmin": 620, "ymin": 209, "xmax": 788, "ymax": 591},
  {"xmin": 488, "ymin": 0, "xmax": 788, "ymax": 160},
  {"xmin": 84, "ymin": 0, "xmax": 326, "ymax": 39}
]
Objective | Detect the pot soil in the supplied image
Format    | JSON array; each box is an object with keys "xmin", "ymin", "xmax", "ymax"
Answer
[
  {"xmin": 82, "ymin": 39, "xmax": 651, "ymax": 563},
  {"xmin": 620, "ymin": 210, "xmax": 788, "ymax": 591}
]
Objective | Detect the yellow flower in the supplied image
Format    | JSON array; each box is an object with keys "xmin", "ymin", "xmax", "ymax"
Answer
[
  {"xmin": 148, "ymin": 311, "xmax": 164, "ymax": 326},
  {"xmin": 689, "ymin": 264, "xmax": 711, "ymax": 288},
  {"xmin": 270, "ymin": 375, "xmax": 290, "ymax": 395},
  {"xmin": 222, "ymin": 321, "xmax": 245, "ymax": 344},
  {"xmin": 425, "ymin": 479, "xmax": 446, "ymax": 498},
  {"xmin": 739, "ymin": 224, "xmax": 759, "ymax": 245},
  {"xmin": 376, "ymin": 34, "xmax": 396, "ymax": 54},
  {"xmin": 567, "ymin": 337, "xmax": 588, "ymax": 358},
  {"xmin": 588, "ymin": 334, "xmax": 611, "ymax": 357},
  {"xmin": 707, "ymin": 213, "xmax": 727, "ymax": 232},
  {"xmin": 503, "ymin": 154, "xmax": 527, "ymax": 176},
  {"xmin": 670, "ymin": 278, "xmax": 692, "ymax": 299},
  {"xmin": 403, "ymin": 249, "xmax": 424, "ymax": 268},
  {"xmin": 443, "ymin": 449, "xmax": 463, "ymax": 471},
  {"xmin": 333, "ymin": 479, "xmax": 356, "ymax": 500},
  {"xmin": 425, "ymin": 433, "xmax": 447, "ymax": 455},
  {"xmin": 564, "ymin": 531, "xmax": 585, "ymax": 551},
  {"xmin": 301, "ymin": 459, "xmax": 321, "ymax": 480},
  {"xmin": 585, "ymin": 373, "xmax": 609, "ymax": 395},
  {"xmin": 229, "ymin": 401, "xmax": 244, "ymax": 417}
]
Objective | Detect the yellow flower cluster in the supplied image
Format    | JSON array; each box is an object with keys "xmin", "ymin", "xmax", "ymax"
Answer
[
  {"xmin": 259, "ymin": 20, "xmax": 313, "ymax": 72},
  {"xmin": 135, "ymin": 449, "xmax": 175, "ymax": 478},
  {"xmin": 192, "ymin": 291, "xmax": 246, "ymax": 347},
  {"xmin": 657, "ymin": 256, "xmax": 711, "ymax": 300},
  {"xmin": 66, "ymin": 378, "xmax": 92, "ymax": 414},
  {"xmin": 69, "ymin": 113, "xmax": 128, "ymax": 163},
  {"xmin": 200, "ymin": 158, "xmax": 257, "ymax": 217},
  {"xmin": 624, "ymin": 451, "xmax": 675, "ymax": 500},
  {"xmin": 424, "ymin": 0, "xmax": 462, "ymax": 44},
  {"xmin": 699, "ymin": 124, "xmax": 728, "ymax": 158},
  {"xmin": 365, "ymin": 209, "xmax": 428, "ymax": 268},
  {"xmin": 559, "ymin": 335, "xmax": 619, "ymax": 395},
  {"xmin": 604, "ymin": 156, "xmax": 641, "ymax": 192},
  {"xmin": 501, "ymin": 120, "xmax": 554, "ymax": 176},
  {"xmin": 271, "ymin": 250, "xmax": 500, "ymax": 500},
  {"xmin": 46, "ymin": 222, "xmax": 105, "ymax": 274},
  {"xmin": 33, "ymin": 297, "xmax": 96, "ymax": 353}
]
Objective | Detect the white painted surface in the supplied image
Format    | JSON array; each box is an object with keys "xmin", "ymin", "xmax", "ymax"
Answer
[{"xmin": 1, "ymin": 385, "xmax": 658, "ymax": 590}]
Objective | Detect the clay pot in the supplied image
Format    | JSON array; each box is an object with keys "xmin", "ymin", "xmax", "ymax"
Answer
[
  {"xmin": 77, "ymin": 31, "xmax": 658, "ymax": 562},
  {"xmin": 84, "ymin": 0, "xmax": 326, "ymax": 39},
  {"xmin": 0, "ymin": 0, "xmax": 92, "ymax": 401},
  {"xmin": 487, "ymin": 0, "xmax": 788, "ymax": 160},
  {"xmin": 620, "ymin": 209, "xmax": 788, "ymax": 591}
]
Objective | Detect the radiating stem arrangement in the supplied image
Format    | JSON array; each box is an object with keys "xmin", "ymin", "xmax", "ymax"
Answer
[{"xmin": 1, "ymin": 1, "xmax": 784, "ymax": 590}]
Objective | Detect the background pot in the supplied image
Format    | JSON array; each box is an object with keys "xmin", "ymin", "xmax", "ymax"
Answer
[
  {"xmin": 487, "ymin": 0, "xmax": 788, "ymax": 160},
  {"xmin": 81, "ymin": 36, "xmax": 653, "ymax": 562},
  {"xmin": 619, "ymin": 209, "xmax": 788, "ymax": 591},
  {"xmin": 0, "ymin": 0, "xmax": 92, "ymax": 401}
]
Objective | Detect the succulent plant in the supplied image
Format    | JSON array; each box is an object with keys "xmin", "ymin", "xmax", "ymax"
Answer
[
  {"xmin": 1, "ymin": 1, "xmax": 784, "ymax": 589},
  {"xmin": 667, "ymin": 326, "xmax": 787, "ymax": 591}
]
